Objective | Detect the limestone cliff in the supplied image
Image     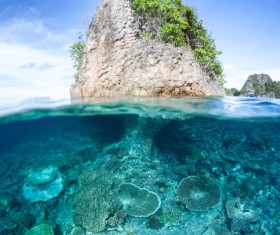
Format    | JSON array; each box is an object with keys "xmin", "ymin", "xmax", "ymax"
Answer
[
  {"xmin": 70, "ymin": 0, "xmax": 225, "ymax": 98},
  {"xmin": 240, "ymin": 74, "xmax": 279, "ymax": 98}
]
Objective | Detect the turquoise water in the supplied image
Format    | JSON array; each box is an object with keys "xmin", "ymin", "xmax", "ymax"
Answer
[{"xmin": 0, "ymin": 97, "xmax": 279, "ymax": 234}]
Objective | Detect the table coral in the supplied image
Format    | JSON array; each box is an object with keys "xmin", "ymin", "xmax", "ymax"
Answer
[
  {"xmin": 118, "ymin": 183, "xmax": 161, "ymax": 217},
  {"xmin": 176, "ymin": 176, "xmax": 221, "ymax": 211},
  {"xmin": 22, "ymin": 165, "xmax": 63, "ymax": 202}
]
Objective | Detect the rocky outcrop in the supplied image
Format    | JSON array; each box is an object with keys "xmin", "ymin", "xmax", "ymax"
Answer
[
  {"xmin": 240, "ymin": 74, "xmax": 276, "ymax": 98},
  {"xmin": 70, "ymin": 0, "xmax": 225, "ymax": 98}
]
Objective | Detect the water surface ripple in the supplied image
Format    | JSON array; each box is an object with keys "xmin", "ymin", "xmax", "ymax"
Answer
[{"xmin": 1, "ymin": 96, "xmax": 280, "ymax": 123}]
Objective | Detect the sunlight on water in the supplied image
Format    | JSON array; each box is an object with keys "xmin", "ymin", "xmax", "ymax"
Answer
[{"xmin": 0, "ymin": 96, "xmax": 279, "ymax": 234}]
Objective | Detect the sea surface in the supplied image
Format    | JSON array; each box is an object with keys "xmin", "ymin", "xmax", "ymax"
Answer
[{"xmin": 0, "ymin": 96, "xmax": 279, "ymax": 235}]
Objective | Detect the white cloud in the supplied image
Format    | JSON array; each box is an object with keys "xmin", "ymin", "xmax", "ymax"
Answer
[
  {"xmin": 0, "ymin": 42, "xmax": 75, "ymax": 105},
  {"xmin": 0, "ymin": 10, "xmax": 82, "ymax": 107},
  {"xmin": 0, "ymin": 17, "xmax": 76, "ymax": 49},
  {"xmin": 36, "ymin": 62, "xmax": 58, "ymax": 71},
  {"xmin": 19, "ymin": 62, "xmax": 58, "ymax": 71},
  {"xmin": 19, "ymin": 62, "xmax": 37, "ymax": 70}
]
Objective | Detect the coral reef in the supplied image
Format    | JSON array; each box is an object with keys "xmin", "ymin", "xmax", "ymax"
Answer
[
  {"xmin": 24, "ymin": 223, "xmax": 54, "ymax": 235},
  {"xmin": 203, "ymin": 224, "xmax": 231, "ymax": 235},
  {"xmin": 48, "ymin": 199, "xmax": 74, "ymax": 233},
  {"xmin": 22, "ymin": 165, "xmax": 63, "ymax": 202},
  {"xmin": 0, "ymin": 208, "xmax": 30, "ymax": 234},
  {"xmin": 0, "ymin": 194, "xmax": 15, "ymax": 212},
  {"xmin": 70, "ymin": 226, "xmax": 85, "ymax": 235},
  {"xmin": 0, "ymin": 112, "xmax": 279, "ymax": 234},
  {"xmin": 118, "ymin": 183, "xmax": 161, "ymax": 217},
  {"xmin": 26, "ymin": 165, "xmax": 59, "ymax": 185},
  {"xmin": 73, "ymin": 171, "xmax": 123, "ymax": 233},
  {"xmin": 147, "ymin": 214, "xmax": 164, "ymax": 230},
  {"xmin": 226, "ymin": 197, "xmax": 261, "ymax": 232},
  {"xmin": 176, "ymin": 176, "xmax": 221, "ymax": 211}
]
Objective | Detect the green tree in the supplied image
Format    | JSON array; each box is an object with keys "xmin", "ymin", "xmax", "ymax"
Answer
[
  {"xmin": 69, "ymin": 33, "xmax": 85, "ymax": 73},
  {"xmin": 132, "ymin": 0, "xmax": 223, "ymax": 81},
  {"xmin": 225, "ymin": 88, "xmax": 240, "ymax": 96}
]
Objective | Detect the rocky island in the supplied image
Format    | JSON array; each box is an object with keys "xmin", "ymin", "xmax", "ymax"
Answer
[
  {"xmin": 70, "ymin": 0, "xmax": 225, "ymax": 98},
  {"xmin": 226, "ymin": 74, "xmax": 280, "ymax": 98},
  {"xmin": 240, "ymin": 74, "xmax": 280, "ymax": 98}
]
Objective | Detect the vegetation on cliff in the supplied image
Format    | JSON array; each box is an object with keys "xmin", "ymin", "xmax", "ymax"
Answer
[
  {"xmin": 132, "ymin": 0, "xmax": 223, "ymax": 79},
  {"xmin": 225, "ymin": 88, "xmax": 240, "ymax": 96},
  {"xmin": 69, "ymin": 33, "xmax": 85, "ymax": 73},
  {"xmin": 265, "ymin": 80, "xmax": 280, "ymax": 98}
]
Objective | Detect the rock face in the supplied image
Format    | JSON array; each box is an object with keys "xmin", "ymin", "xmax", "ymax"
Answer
[
  {"xmin": 70, "ymin": 0, "xmax": 225, "ymax": 98},
  {"xmin": 240, "ymin": 74, "xmax": 275, "ymax": 98}
]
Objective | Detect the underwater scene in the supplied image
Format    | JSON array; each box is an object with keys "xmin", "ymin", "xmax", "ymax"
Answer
[{"xmin": 0, "ymin": 97, "xmax": 279, "ymax": 235}]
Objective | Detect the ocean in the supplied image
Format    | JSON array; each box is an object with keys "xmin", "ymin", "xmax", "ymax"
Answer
[{"xmin": 0, "ymin": 96, "xmax": 279, "ymax": 235}]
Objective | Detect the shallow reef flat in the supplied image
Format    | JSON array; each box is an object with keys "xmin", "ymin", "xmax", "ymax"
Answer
[{"xmin": 0, "ymin": 113, "xmax": 279, "ymax": 234}]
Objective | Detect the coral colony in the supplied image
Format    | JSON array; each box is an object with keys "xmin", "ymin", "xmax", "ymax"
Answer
[{"xmin": 0, "ymin": 112, "xmax": 279, "ymax": 234}]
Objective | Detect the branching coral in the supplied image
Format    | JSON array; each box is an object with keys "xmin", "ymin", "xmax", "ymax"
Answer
[
  {"xmin": 176, "ymin": 176, "xmax": 221, "ymax": 211},
  {"xmin": 73, "ymin": 171, "xmax": 123, "ymax": 233}
]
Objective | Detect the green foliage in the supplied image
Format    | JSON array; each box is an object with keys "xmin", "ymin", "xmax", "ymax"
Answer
[
  {"xmin": 69, "ymin": 33, "xmax": 85, "ymax": 72},
  {"xmin": 141, "ymin": 31, "xmax": 157, "ymax": 40},
  {"xmin": 132, "ymin": 0, "xmax": 223, "ymax": 79},
  {"xmin": 225, "ymin": 88, "xmax": 240, "ymax": 96},
  {"xmin": 266, "ymin": 80, "xmax": 280, "ymax": 98}
]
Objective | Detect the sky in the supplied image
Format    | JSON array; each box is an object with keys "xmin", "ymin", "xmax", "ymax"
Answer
[
  {"xmin": 0, "ymin": 0, "xmax": 98, "ymax": 104},
  {"xmin": 186, "ymin": 0, "xmax": 280, "ymax": 89},
  {"xmin": 0, "ymin": 0, "xmax": 279, "ymax": 105}
]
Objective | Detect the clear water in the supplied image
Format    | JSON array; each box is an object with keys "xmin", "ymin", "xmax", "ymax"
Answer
[{"xmin": 0, "ymin": 97, "xmax": 279, "ymax": 235}]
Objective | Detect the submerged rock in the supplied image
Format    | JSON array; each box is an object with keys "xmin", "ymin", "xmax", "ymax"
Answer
[{"xmin": 71, "ymin": 0, "xmax": 225, "ymax": 98}]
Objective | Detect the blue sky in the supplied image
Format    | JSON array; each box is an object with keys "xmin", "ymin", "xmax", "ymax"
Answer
[
  {"xmin": 186, "ymin": 0, "xmax": 280, "ymax": 88},
  {"xmin": 0, "ymin": 0, "xmax": 279, "ymax": 104}
]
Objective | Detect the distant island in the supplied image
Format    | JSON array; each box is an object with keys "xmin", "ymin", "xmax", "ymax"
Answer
[
  {"xmin": 226, "ymin": 74, "xmax": 280, "ymax": 98},
  {"xmin": 70, "ymin": 0, "xmax": 225, "ymax": 98}
]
